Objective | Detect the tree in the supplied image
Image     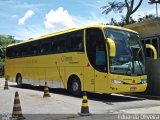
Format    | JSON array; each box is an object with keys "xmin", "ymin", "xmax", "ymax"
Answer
[
  {"xmin": 107, "ymin": 15, "xmax": 136, "ymax": 26},
  {"xmin": 101, "ymin": 0, "xmax": 143, "ymax": 24},
  {"xmin": 107, "ymin": 13, "xmax": 153, "ymax": 26},
  {"xmin": 0, "ymin": 35, "xmax": 18, "ymax": 61},
  {"xmin": 138, "ymin": 14, "xmax": 155, "ymax": 22}
]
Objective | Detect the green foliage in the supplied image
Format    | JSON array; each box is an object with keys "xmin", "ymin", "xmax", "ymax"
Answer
[
  {"xmin": 138, "ymin": 14, "xmax": 155, "ymax": 22},
  {"xmin": 101, "ymin": 1, "xmax": 126, "ymax": 14},
  {"xmin": 107, "ymin": 14, "xmax": 155, "ymax": 26},
  {"xmin": 0, "ymin": 62, "xmax": 4, "ymax": 76},
  {"xmin": 0, "ymin": 35, "xmax": 18, "ymax": 60},
  {"xmin": 101, "ymin": 0, "xmax": 143, "ymax": 24}
]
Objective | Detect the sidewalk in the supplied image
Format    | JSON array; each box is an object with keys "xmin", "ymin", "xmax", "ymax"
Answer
[{"xmin": 120, "ymin": 106, "xmax": 160, "ymax": 114}]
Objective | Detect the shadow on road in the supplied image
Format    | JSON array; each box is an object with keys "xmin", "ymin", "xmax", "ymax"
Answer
[{"xmin": 10, "ymin": 84, "xmax": 145, "ymax": 103}]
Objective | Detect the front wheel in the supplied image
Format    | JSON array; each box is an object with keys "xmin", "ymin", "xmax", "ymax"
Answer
[
  {"xmin": 69, "ymin": 77, "xmax": 81, "ymax": 96},
  {"xmin": 16, "ymin": 74, "xmax": 23, "ymax": 88}
]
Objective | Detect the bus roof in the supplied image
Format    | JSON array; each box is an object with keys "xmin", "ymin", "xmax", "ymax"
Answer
[{"xmin": 7, "ymin": 24, "xmax": 137, "ymax": 47}]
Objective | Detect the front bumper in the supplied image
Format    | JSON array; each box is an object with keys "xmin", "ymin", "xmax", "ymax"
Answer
[{"xmin": 108, "ymin": 83, "xmax": 147, "ymax": 94}]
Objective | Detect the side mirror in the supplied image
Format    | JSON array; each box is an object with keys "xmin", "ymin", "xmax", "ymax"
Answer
[
  {"xmin": 107, "ymin": 38, "xmax": 116, "ymax": 57},
  {"xmin": 145, "ymin": 44, "xmax": 157, "ymax": 59}
]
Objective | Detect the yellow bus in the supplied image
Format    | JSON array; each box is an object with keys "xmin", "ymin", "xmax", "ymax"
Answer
[{"xmin": 5, "ymin": 24, "xmax": 157, "ymax": 96}]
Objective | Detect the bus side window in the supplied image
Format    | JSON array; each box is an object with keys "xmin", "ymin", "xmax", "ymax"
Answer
[
  {"xmin": 73, "ymin": 33, "xmax": 83, "ymax": 51},
  {"xmin": 40, "ymin": 38, "xmax": 52, "ymax": 54},
  {"xmin": 65, "ymin": 34, "xmax": 72, "ymax": 52},
  {"xmin": 58, "ymin": 40, "xmax": 65, "ymax": 52},
  {"xmin": 29, "ymin": 41, "xmax": 39, "ymax": 56},
  {"xmin": 17, "ymin": 46, "xmax": 22, "ymax": 57},
  {"xmin": 67, "ymin": 30, "xmax": 84, "ymax": 52},
  {"xmin": 14, "ymin": 46, "xmax": 19, "ymax": 57},
  {"xmin": 14, "ymin": 46, "xmax": 22, "ymax": 57},
  {"xmin": 51, "ymin": 40, "xmax": 57, "ymax": 53},
  {"xmin": 6, "ymin": 47, "xmax": 11, "ymax": 58},
  {"xmin": 53, "ymin": 35, "xmax": 66, "ymax": 53},
  {"xmin": 21, "ymin": 43, "xmax": 30, "ymax": 57}
]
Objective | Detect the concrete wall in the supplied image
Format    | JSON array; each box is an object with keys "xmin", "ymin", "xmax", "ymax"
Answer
[
  {"xmin": 129, "ymin": 23, "xmax": 160, "ymax": 39},
  {"xmin": 146, "ymin": 58, "xmax": 160, "ymax": 96},
  {"xmin": 125, "ymin": 18, "xmax": 160, "ymax": 39}
]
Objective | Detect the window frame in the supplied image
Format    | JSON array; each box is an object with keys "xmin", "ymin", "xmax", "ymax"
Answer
[
  {"xmin": 85, "ymin": 28, "xmax": 108, "ymax": 73},
  {"xmin": 6, "ymin": 29, "xmax": 85, "ymax": 59}
]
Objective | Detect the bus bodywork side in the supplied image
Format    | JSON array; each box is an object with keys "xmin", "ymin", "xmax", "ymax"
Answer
[{"xmin": 5, "ymin": 25, "xmax": 148, "ymax": 94}]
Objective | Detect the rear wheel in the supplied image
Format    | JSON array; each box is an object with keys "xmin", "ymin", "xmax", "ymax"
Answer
[
  {"xmin": 69, "ymin": 76, "xmax": 81, "ymax": 96},
  {"xmin": 16, "ymin": 74, "xmax": 23, "ymax": 88}
]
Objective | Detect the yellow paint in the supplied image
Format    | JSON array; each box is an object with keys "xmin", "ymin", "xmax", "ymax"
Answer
[
  {"xmin": 44, "ymin": 88, "xmax": 49, "ymax": 90},
  {"xmin": 146, "ymin": 44, "xmax": 157, "ymax": 59},
  {"xmin": 107, "ymin": 38, "xmax": 116, "ymax": 57},
  {"xmin": 15, "ymin": 97, "xmax": 20, "ymax": 100},
  {"xmin": 82, "ymin": 103, "xmax": 88, "ymax": 107},
  {"xmin": 83, "ymin": 96, "xmax": 87, "ymax": 100},
  {"xmin": 13, "ymin": 104, "xmax": 21, "ymax": 107},
  {"xmin": 12, "ymin": 111, "xmax": 22, "ymax": 114}
]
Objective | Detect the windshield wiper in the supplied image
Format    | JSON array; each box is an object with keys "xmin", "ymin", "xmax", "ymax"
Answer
[
  {"xmin": 127, "ymin": 53, "xmax": 144, "ymax": 75},
  {"xmin": 125, "ymin": 56, "xmax": 133, "ymax": 75},
  {"xmin": 135, "ymin": 48, "xmax": 144, "ymax": 74},
  {"xmin": 127, "ymin": 43, "xmax": 144, "ymax": 75}
]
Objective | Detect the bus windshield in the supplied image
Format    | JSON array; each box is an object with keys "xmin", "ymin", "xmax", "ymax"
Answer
[{"xmin": 104, "ymin": 28, "xmax": 146, "ymax": 75}]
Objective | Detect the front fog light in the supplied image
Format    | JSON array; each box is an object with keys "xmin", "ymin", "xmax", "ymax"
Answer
[
  {"xmin": 141, "ymin": 79, "xmax": 147, "ymax": 84},
  {"xmin": 111, "ymin": 80, "xmax": 123, "ymax": 84}
]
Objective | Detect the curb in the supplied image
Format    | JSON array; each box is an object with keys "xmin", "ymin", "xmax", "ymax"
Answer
[{"xmin": 123, "ymin": 93, "xmax": 160, "ymax": 100}]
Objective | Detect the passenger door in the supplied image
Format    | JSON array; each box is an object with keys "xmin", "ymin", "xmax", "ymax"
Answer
[{"xmin": 85, "ymin": 28, "xmax": 108, "ymax": 93}]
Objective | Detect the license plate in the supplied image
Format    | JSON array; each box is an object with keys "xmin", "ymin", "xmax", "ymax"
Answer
[{"xmin": 130, "ymin": 87, "xmax": 137, "ymax": 91}]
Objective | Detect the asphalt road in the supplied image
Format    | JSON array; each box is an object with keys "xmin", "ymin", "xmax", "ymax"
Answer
[{"xmin": 0, "ymin": 78, "xmax": 160, "ymax": 120}]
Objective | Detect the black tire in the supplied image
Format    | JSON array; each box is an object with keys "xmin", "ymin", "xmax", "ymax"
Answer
[
  {"xmin": 16, "ymin": 74, "xmax": 23, "ymax": 88},
  {"xmin": 69, "ymin": 76, "xmax": 81, "ymax": 96},
  {"xmin": 102, "ymin": 93, "xmax": 111, "ymax": 97}
]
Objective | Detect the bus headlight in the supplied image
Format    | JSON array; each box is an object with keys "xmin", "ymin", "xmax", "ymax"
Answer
[
  {"xmin": 141, "ymin": 79, "xmax": 147, "ymax": 84},
  {"xmin": 111, "ymin": 80, "xmax": 123, "ymax": 84}
]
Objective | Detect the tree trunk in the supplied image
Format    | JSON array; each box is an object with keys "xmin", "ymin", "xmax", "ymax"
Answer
[{"xmin": 125, "ymin": 13, "xmax": 130, "ymax": 24}]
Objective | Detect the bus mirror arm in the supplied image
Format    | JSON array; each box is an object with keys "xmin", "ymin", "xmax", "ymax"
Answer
[
  {"xmin": 107, "ymin": 38, "xmax": 116, "ymax": 57},
  {"xmin": 145, "ymin": 44, "xmax": 157, "ymax": 59}
]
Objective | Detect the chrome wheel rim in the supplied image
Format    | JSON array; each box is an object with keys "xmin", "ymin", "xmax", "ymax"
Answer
[
  {"xmin": 72, "ymin": 81, "xmax": 79, "ymax": 92},
  {"xmin": 17, "ymin": 76, "xmax": 22, "ymax": 85}
]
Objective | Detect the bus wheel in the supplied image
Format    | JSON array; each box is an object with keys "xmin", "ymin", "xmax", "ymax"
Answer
[
  {"xmin": 69, "ymin": 76, "xmax": 81, "ymax": 96},
  {"xmin": 16, "ymin": 74, "xmax": 23, "ymax": 88}
]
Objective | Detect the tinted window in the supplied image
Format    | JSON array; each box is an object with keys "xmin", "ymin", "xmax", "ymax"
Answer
[
  {"xmin": 16, "ymin": 45, "xmax": 22, "ymax": 57},
  {"xmin": 21, "ymin": 43, "xmax": 30, "ymax": 56},
  {"xmin": 86, "ymin": 28, "xmax": 107, "ymax": 72},
  {"xmin": 6, "ymin": 47, "xmax": 13, "ymax": 58},
  {"xmin": 52, "ymin": 36, "xmax": 66, "ymax": 53},
  {"xmin": 28, "ymin": 41, "xmax": 39, "ymax": 56},
  {"xmin": 6, "ymin": 45, "xmax": 22, "ymax": 58},
  {"xmin": 66, "ymin": 30, "xmax": 84, "ymax": 52},
  {"xmin": 14, "ymin": 46, "xmax": 20, "ymax": 57},
  {"xmin": 40, "ymin": 38, "xmax": 52, "ymax": 54},
  {"xmin": 6, "ymin": 30, "xmax": 84, "ymax": 58}
]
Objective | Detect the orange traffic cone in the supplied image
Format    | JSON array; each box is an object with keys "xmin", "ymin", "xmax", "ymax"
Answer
[
  {"xmin": 43, "ymin": 82, "xmax": 51, "ymax": 97},
  {"xmin": 78, "ymin": 92, "xmax": 91, "ymax": 116},
  {"xmin": 4, "ymin": 80, "xmax": 9, "ymax": 90},
  {"xmin": 12, "ymin": 91, "xmax": 25, "ymax": 119}
]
